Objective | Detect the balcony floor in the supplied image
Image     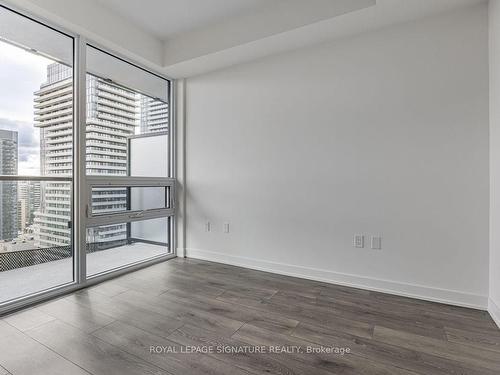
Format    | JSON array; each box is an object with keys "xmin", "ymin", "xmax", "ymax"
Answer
[{"xmin": 0, "ymin": 242, "xmax": 167, "ymax": 303}]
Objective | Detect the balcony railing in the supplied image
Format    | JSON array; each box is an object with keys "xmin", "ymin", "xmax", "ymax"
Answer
[
  {"xmin": 0, "ymin": 245, "xmax": 71, "ymax": 272},
  {"xmin": 0, "ymin": 238, "xmax": 166, "ymax": 272}
]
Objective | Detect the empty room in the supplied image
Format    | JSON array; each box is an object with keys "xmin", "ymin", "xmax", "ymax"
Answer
[{"xmin": 0, "ymin": 0, "xmax": 499, "ymax": 374}]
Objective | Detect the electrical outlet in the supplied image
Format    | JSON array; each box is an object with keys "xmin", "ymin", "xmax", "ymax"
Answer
[
  {"xmin": 371, "ymin": 236, "xmax": 382, "ymax": 250},
  {"xmin": 205, "ymin": 221, "xmax": 211, "ymax": 232},
  {"xmin": 223, "ymin": 222, "xmax": 230, "ymax": 233},
  {"xmin": 353, "ymin": 234, "xmax": 364, "ymax": 248}
]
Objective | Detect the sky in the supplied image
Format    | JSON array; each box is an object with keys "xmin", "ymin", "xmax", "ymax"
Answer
[{"xmin": 0, "ymin": 40, "xmax": 54, "ymax": 175}]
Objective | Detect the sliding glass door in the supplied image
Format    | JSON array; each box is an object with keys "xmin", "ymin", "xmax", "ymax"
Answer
[{"xmin": 0, "ymin": 5, "xmax": 175, "ymax": 311}]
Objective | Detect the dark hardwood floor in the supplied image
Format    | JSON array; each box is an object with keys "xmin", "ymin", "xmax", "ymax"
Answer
[{"xmin": 1, "ymin": 258, "xmax": 499, "ymax": 375}]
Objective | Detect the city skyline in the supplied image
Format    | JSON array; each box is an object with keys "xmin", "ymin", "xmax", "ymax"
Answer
[
  {"xmin": 0, "ymin": 39, "xmax": 169, "ymax": 177},
  {"xmin": 0, "ymin": 39, "xmax": 168, "ymax": 249}
]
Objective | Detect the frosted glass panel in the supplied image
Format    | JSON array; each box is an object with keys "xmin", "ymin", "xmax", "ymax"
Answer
[{"xmin": 129, "ymin": 133, "xmax": 169, "ymax": 177}]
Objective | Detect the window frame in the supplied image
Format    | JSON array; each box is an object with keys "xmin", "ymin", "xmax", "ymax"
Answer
[
  {"xmin": 0, "ymin": 3, "xmax": 176, "ymax": 316},
  {"xmin": 85, "ymin": 176, "xmax": 175, "ymax": 226}
]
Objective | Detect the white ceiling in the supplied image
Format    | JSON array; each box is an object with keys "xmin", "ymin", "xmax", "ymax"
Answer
[
  {"xmin": 9, "ymin": 0, "xmax": 488, "ymax": 78},
  {"xmin": 94, "ymin": 0, "xmax": 271, "ymax": 39}
]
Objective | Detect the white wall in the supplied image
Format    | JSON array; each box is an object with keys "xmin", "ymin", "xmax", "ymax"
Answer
[
  {"xmin": 184, "ymin": 5, "xmax": 489, "ymax": 308},
  {"xmin": 489, "ymin": 0, "xmax": 500, "ymax": 326}
]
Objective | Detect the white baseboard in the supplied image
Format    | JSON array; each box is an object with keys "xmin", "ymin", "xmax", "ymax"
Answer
[
  {"xmin": 489, "ymin": 298, "xmax": 500, "ymax": 328},
  {"xmin": 185, "ymin": 248, "xmax": 488, "ymax": 310}
]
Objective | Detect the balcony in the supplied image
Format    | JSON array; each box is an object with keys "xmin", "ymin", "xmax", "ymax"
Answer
[
  {"xmin": 97, "ymin": 82, "xmax": 136, "ymax": 100},
  {"xmin": 34, "ymin": 94, "xmax": 72, "ymax": 107},
  {"xmin": 34, "ymin": 85, "xmax": 72, "ymax": 103},
  {"xmin": 35, "ymin": 115, "xmax": 73, "ymax": 128},
  {"xmin": 0, "ymin": 241, "xmax": 167, "ymax": 303}
]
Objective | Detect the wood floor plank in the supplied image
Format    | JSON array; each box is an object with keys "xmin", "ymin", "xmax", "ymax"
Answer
[
  {"xmin": 25, "ymin": 319, "xmax": 171, "ymax": 375},
  {"xmin": 233, "ymin": 323, "xmax": 419, "ymax": 375},
  {"xmin": 220, "ymin": 287, "xmax": 445, "ymax": 340},
  {"xmin": 85, "ymin": 280, "xmax": 130, "ymax": 297},
  {"xmin": 105, "ymin": 274, "xmax": 171, "ymax": 296},
  {"xmin": 174, "ymin": 259, "xmax": 323, "ymax": 297},
  {"xmin": 269, "ymin": 289, "xmax": 318, "ymax": 305},
  {"xmin": 64, "ymin": 290, "xmax": 185, "ymax": 339},
  {"xmin": 113, "ymin": 290, "xmax": 245, "ymax": 336},
  {"xmin": 369, "ymin": 290, "xmax": 489, "ymax": 319},
  {"xmin": 316, "ymin": 291, "xmax": 493, "ymax": 333},
  {"xmin": 373, "ymin": 325, "xmax": 500, "ymax": 372},
  {"xmin": 0, "ymin": 320, "xmax": 91, "ymax": 375},
  {"xmin": 444, "ymin": 326, "xmax": 500, "ymax": 353},
  {"xmin": 37, "ymin": 297, "xmax": 115, "ymax": 333},
  {"xmin": 315, "ymin": 293, "xmax": 448, "ymax": 340},
  {"xmin": 160, "ymin": 288, "xmax": 299, "ymax": 334},
  {"xmin": 123, "ymin": 271, "xmax": 226, "ymax": 297},
  {"xmin": 292, "ymin": 321, "xmax": 498, "ymax": 375},
  {"xmin": 168, "ymin": 323, "xmax": 338, "ymax": 375},
  {"xmin": 3, "ymin": 307, "xmax": 56, "ymax": 332},
  {"xmin": 93, "ymin": 320, "xmax": 252, "ymax": 375}
]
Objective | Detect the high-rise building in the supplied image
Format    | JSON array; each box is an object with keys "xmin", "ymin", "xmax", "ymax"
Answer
[
  {"xmin": 18, "ymin": 180, "xmax": 40, "ymax": 230},
  {"xmin": 139, "ymin": 96, "xmax": 169, "ymax": 133},
  {"xmin": 33, "ymin": 64, "xmax": 73, "ymax": 248},
  {"xmin": 85, "ymin": 71, "xmax": 138, "ymax": 248},
  {"xmin": 34, "ymin": 63, "xmax": 139, "ymax": 248},
  {"xmin": 0, "ymin": 129, "xmax": 18, "ymax": 240}
]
